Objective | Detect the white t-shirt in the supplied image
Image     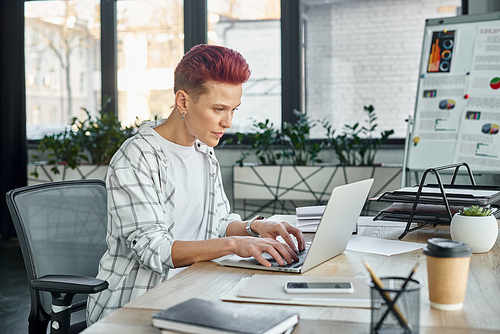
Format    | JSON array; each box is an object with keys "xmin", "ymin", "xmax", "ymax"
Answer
[{"xmin": 152, "ymin": 129, "xmax": 209, "ymax": 277}]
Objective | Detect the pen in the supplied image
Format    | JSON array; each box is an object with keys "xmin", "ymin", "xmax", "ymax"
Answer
[{"xmin": 363, "ymin": 261, "xmax": 410, "ymax": 329}]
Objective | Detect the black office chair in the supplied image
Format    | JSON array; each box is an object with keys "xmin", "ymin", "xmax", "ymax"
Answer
[{"xmin": 6, "ymin": 179, "xmax": 109, "ymax": 334}]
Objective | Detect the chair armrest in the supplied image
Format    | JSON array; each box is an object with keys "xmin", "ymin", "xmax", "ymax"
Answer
[{"xmin": 31, "ymin": 274, "xmax": 108, "ymax": 295}]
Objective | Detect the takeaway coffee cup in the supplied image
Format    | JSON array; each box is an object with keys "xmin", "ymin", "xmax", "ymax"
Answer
[{"xmin": 423, "ymin": 238, "xmax": 472, "ymax": 311}]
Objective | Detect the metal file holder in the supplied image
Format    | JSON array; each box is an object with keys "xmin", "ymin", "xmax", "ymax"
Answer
[{"xmin": 375, "ymin": 162, "xmax": 500, "ymax": 239}]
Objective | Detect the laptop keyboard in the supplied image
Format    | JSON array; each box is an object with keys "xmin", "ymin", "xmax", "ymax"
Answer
[{"xmin": 266, "ymin": 248, "xmax": 309, "ymax": 268}]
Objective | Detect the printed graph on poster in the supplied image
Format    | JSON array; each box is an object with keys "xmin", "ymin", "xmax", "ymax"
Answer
[
  {"xmin": 438, "ymin": 99, "xmax": 455, "ymax": 109},
  {"xmin": 423, "ymin": 89, "xmax": 437, "ymax": 98},
  {"xmin": 490, "ymin": 77, "xmax": 500, "ymax": 90},
  {"xmin": 476, "ymin": 143, "xmax": 498, "ymax": 158},
  {"xmin": 427, "ymin": 30, "xmax": 455, "ymax": 73},
  {"xmin": 465, "ymin": 111, "xmax": 481, "ymax": 120},
  {"xmin": 481, "ymin": 123, "xmax": 499, "ymax": 135},
  {"xmin": 435, "ymin": 118, "xmax": 456, "ymax": 131}
]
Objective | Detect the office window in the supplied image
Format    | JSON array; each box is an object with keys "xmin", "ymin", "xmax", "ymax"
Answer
[
  {"xmin": 27, "ymin": 67, "xmax": 39, "ymax": 89},
  {"xmin": 43, "ymin": 74, "xmax": 51, "ymax": 89},
  {"xmin": 208, "ymin": 0, "xmax": 281, "ymax": 133},
  {"xmin": 303, "ymin": 0, "xmax": 461, "ymax": 138},
  {"xmin": 80, "ymin": 72, "xmax": 85, "ymax": 93},
  {"xmin": 118, "ymin": 90, "xmax": 128, "ymax": 123},
  {"xmin": 116, "ymin": 0, "xmax": 183, "ymax": 125},
  {"xmin": 32, "ymin": 105, "xmax": 40, "ymax": 124},
  {"xmin": 149, "ymin": 89, "xmax": 173, "ymax": 120},
  {"xmin": 25, "ymin": 0, "xmax": 101, "ymax": 139},
  {"xmin": 49, "ymin": 106, "xmax": 57, "ymax": 123}
]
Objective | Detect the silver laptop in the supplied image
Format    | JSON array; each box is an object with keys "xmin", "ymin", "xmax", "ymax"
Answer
[{"xmin": 219, "ymin": 178, "xmax": 374, "ymax": 273}]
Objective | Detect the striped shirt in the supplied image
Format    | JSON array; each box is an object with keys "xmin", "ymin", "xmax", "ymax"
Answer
[{"xmin": 86, "ymin": 119, "xmax": 240, "ymax": 325}]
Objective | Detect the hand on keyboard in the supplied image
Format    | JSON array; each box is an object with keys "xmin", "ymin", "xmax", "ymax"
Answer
[{"xmin": 264, "ymin": 248, "xmax": 309, "ymax": 268}]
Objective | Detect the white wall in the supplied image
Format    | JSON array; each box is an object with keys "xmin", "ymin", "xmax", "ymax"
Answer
[{"xmin": 304, "ymin": 0, "xmax": 462, "ymax": 138}]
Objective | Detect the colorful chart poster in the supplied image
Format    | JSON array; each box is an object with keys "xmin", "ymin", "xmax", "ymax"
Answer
[
  {"xmin": 427, "ymin": 30, "xmax": 456, "ymax": 73},
  {"xmin": 452, "ymin": 26, "xmax": 500, "ymax": 171},
  {"xmin": 453, "ymin": 97, "xmax": 500, "ymax": 170},
  {"xmin": 467, "ymin": 26, "xmax": 500, "ymax": 97},
  {"xmin": 408, "ymin": 15, "xmax": 500, "ymax": 172},
  {"xmin": 411, "ymin": 29, "xmax": 464, "ymax": 152},
  {"xmin": 414, "ymin": 76, "xmax": 466, "ymax": 139}
]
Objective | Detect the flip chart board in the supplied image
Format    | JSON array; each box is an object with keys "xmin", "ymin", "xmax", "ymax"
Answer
[{"xmin": 407, "ymin": 12, "xmax": 500, "ymax": 172}]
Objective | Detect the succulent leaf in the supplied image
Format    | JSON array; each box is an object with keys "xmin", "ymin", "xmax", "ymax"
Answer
[{"xmin": 458, "ymin": 205, "xmax": 492, "ymax": 216}]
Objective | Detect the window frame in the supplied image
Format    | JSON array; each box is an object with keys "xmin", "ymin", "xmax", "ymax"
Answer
[
  {"xmin": 24, "ymin": 0, "xmax": 300, "ymax": 133},
  {"xmin": 23, "ymin": 0, "xmax": 405, "ymax": 144}
]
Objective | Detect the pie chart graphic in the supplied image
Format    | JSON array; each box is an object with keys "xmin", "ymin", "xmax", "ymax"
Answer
[
  {"xmin": 439, "ymin": 99, "xmax": 455, "ymax": 110},
  {"xmin": 490, "ymin": 77, "xmax": 500, "ymax": 90},
  {"xmin": 481, "ymin": 123, "xmax": 499, "ymax": 135}
]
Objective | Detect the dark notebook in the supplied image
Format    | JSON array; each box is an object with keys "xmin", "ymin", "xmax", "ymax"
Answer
[{"xmin": 151, "ymin": 298, "xmax": 299, "ymax": 334}]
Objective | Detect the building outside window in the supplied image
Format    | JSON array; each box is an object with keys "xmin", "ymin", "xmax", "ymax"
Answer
[
  {"xmin": 208, "ymin": 0, "xmax": 282, "ymax": 134},
  {"xmin": 116, "ymin": 0, "xmax": 184, "ymax": 125},
  {"xmin": 24, "ymin": 0, "xmax": 463, "ymax": 141},
  {"xmin": 25, "ymin": 0, "xmax": 101, "ymax": 139}
]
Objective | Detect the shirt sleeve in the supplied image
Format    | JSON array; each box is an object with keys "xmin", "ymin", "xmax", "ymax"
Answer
[{"xmin": 107, "ymin": 166, "xmax": 175, "ymax": 275}]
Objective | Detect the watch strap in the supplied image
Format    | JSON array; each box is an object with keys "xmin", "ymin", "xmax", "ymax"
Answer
[{"xmin": 246, "ymin": 215, "xmax": 265, "ymax": 237}]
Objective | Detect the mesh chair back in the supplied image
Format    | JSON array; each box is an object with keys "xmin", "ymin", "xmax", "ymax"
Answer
[{"xmin": 7, "ymin": 180, "xmax": 108, "ymax": 317}]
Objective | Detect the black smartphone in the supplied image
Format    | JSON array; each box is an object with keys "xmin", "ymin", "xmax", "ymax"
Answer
[{"xmin": 284, "ymin": 282, "xmax": 353, "ymax": 293}]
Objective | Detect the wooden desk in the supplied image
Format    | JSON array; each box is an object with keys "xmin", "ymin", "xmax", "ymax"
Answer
[{"xmin": 83, "ymin": 220, "xmax": 500, "ymax": 334}]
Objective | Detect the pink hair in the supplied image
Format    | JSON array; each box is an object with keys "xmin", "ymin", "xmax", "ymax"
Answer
[{"xmin": 174, "ymin": 44, "xmax": 251, "ymax": 100}]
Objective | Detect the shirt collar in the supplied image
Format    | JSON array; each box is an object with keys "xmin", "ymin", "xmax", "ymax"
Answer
[{"xmin": 138, "ymin": 119, "xmax": 215, "ymax": 160}]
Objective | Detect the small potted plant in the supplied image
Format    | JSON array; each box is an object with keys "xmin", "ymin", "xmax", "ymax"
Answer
[{"xmin": 450, "ymin": 205, "xmax": 498, "ymax": 253}]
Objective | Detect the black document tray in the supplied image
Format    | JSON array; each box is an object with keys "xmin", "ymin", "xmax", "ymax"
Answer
[{"xmin": 374, "ymin": 162, "xmax": 500, "ymax": 239}]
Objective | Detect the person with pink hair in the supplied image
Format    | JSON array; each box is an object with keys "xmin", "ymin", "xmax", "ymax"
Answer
[{"xmin": 87, "ymin": 44, "xmax": 305, "ymax": 324}]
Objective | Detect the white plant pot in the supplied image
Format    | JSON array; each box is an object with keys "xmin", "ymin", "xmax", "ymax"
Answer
[{"xmin": 450, "ymin": 214, "xmax": 498, "ymax": 253}]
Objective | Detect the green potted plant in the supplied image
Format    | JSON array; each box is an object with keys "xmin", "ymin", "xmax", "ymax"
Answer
[
  {"xmin": 231, "ymin": 110, "xmax": 331, "ymax": 219},
  {"xmin": 30, "ymin": 97, "xmax": 139, "ymax": 181},
  {"xmin": 233, "ymin": 119, "xmax": 283, "ymax": 166},
  {"xmin": 230, "ymin": 107, "xmax": 398, "ymax": 219},
  {"xmin": 450, "ymin": 205, "xmax": 498, "ymax": 253},
  {"xmin": 281, "ymin": 110, "xmax": 322, "ymax": 166},
  {"xmin": 72, "ymin": 107, "xmax": 138, "ymax": 165},
  {"xmin": 30, "ymin": 128, "xmax": 88, "ymax": 178},
  {"xmin": 234, "ymin": 109, "xmax": 322, "ymax": 166},
  {"xmin": 323, "ymin": 105, "xmax": 394, "ymax": 166}
]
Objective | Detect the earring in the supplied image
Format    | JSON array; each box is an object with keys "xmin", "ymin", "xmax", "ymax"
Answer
[{"xmin": 182, "ymin": 113, "xmax": 185, "ymax": 121}]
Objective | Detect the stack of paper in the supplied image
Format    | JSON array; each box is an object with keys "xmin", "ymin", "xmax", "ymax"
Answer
[
  {"xmin": 295, "ymin": 205, "xmax": 325, "ymax": 232},
  {"xmin": 375, "ymin": 185, "xmax": 500, "ymax": 207},
  {"xmin": 372, "ymin": 184, "xmax": 500, "ymax": 224}
]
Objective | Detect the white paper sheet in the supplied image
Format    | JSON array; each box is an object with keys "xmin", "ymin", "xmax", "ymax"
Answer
[
  {"xmin": 267, "ymin": 215, "xmax": 297, "ymax": 226},
  {"xmin": 267, "ymin": 214, "xmax": 318, "ymax": 232},
  {"xmin": 267, "ymin": 215, "xmax": 425, "ymax": 255},
  {"xmin": 221, "ymin": 276, "xmax": 371, "ymax": 308},
  {"xmin": 346, "ymin": 235, "xmax": 425, "ymax": 256}
]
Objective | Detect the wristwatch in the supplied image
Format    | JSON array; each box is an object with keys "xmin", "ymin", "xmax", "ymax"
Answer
[{"xmin": 246, "ymin": 215, "xmax": 265, "ymax": 237}]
